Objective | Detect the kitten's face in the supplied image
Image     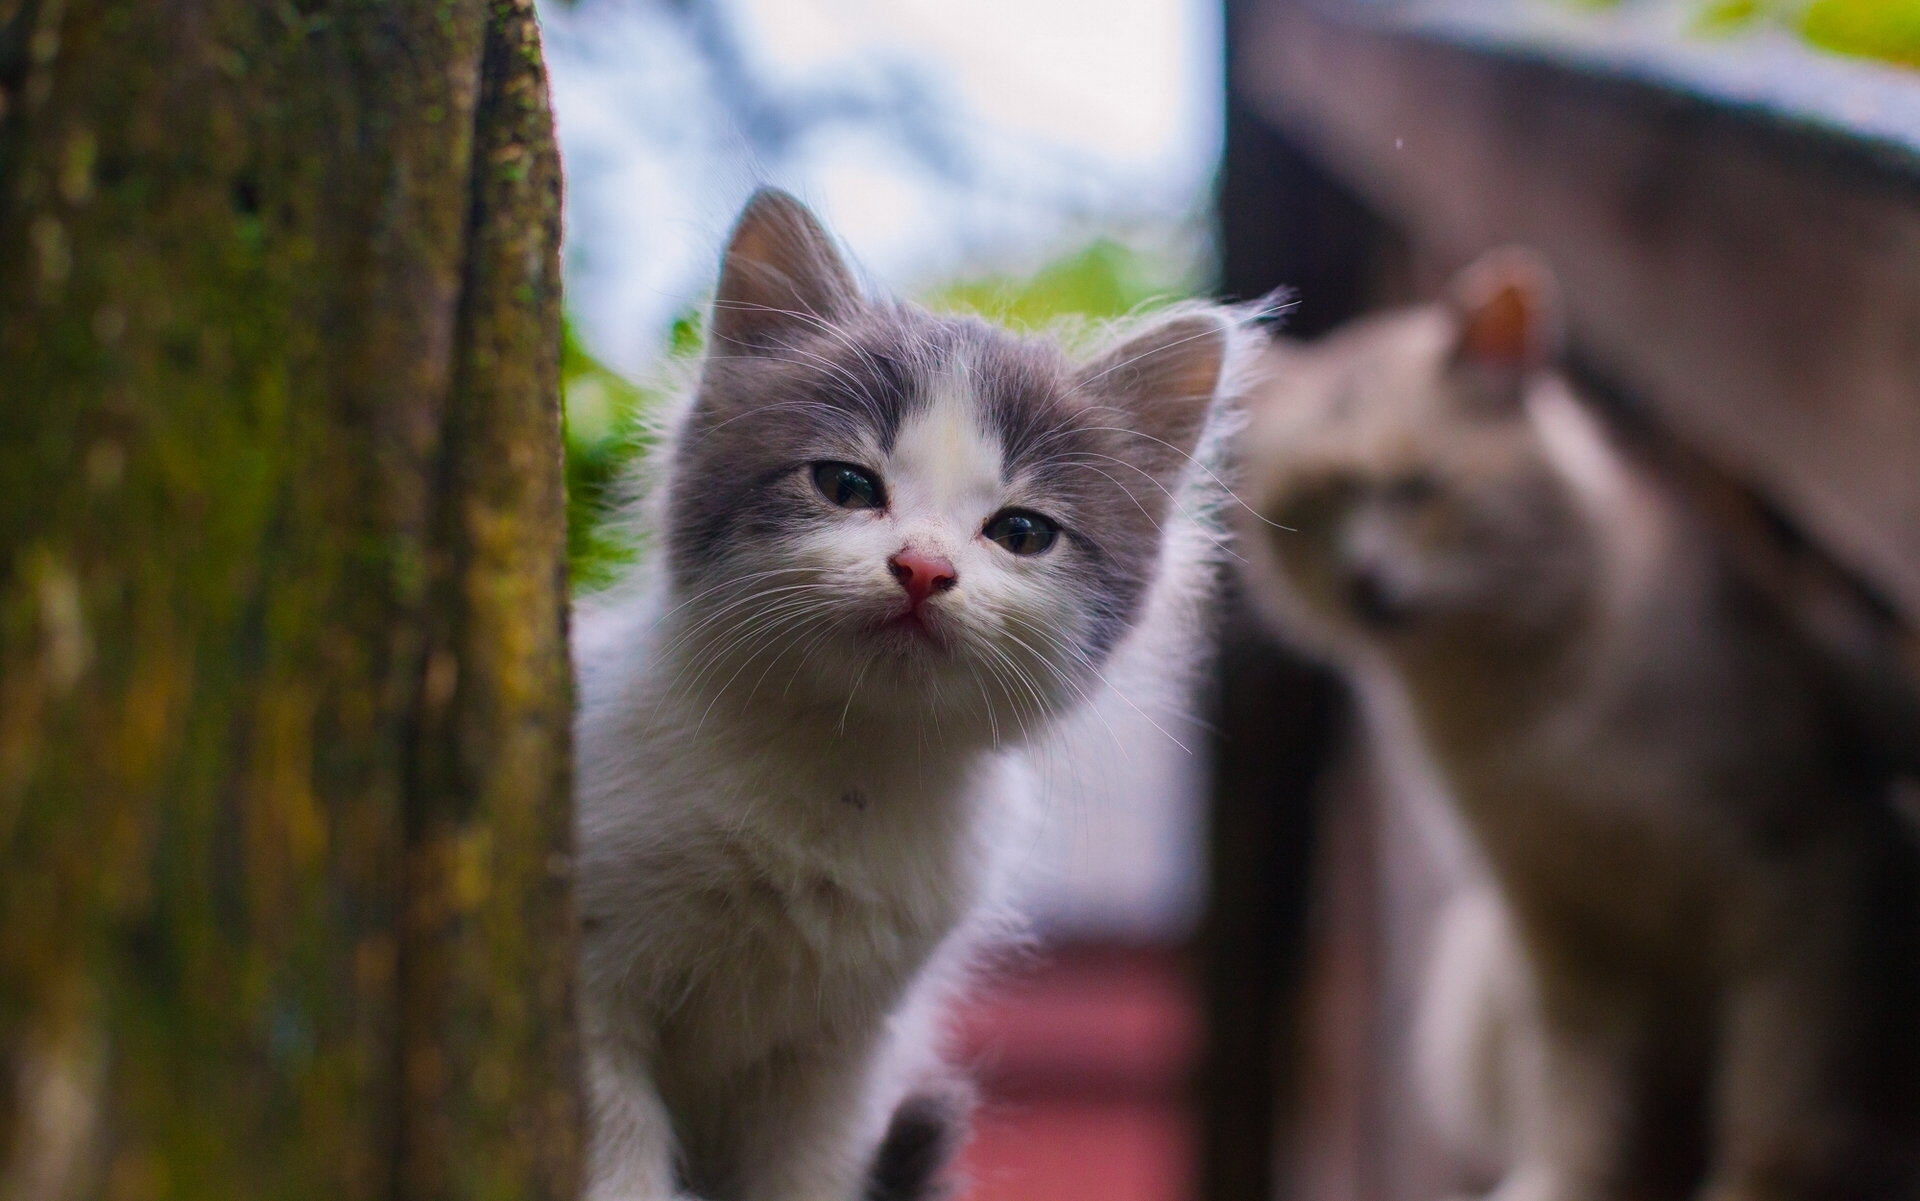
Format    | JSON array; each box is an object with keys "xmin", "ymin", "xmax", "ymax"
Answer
[
  {"xmin": 1239, "ymin": 257, "xmax": 1595, "ymax": 660},
  {"xmin": 660, "ymin": 191, "xmax": 1227, "ymax": 741}
]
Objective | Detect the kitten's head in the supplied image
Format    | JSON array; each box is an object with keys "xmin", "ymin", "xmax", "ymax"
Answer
[
  {"xmin": 1238, "ymin": 248, "xmax": 1598, "ymax": 662},
  {"xmin": 659, "ymin": 189, "xmax": 1236, "ymax": 741}
]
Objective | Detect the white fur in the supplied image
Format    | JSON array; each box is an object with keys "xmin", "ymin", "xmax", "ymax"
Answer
[
  {"xmin": 575, "ymin": 559, "xmax": 1037, "ymax": 1201},
  {"xmin": 574, "ymin": 317, "xmax": 1255, "ymax": 1201},
  {"xmin": 1414, "ymin": 884, "xmax": 1541, "ymax": 1184},
  {"xmin": 1525, "ymin": 378, "xmax": 1671, "ymax": 636}
]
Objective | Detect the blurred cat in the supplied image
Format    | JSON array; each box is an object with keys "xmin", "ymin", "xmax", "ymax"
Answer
[
  {"xmin": 1237, "ymin": 249, "xmax": 1920, "ymax": 1201},
  {"xmin": 572, "ymin": 189, "xmax": 1251, "ymax": 1201},
  {"xmin": 1414, "ymin": 882, "xmax": 1538, "ymax": 1190}
]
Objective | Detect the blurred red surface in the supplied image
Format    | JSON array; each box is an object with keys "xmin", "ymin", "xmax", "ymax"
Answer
[{"xmin": 950, "ymin": 945, "xmax": 1198, "ymax": 1201}]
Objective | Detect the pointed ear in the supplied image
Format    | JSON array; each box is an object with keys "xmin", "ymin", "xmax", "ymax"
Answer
[
  {"xmin": 710, "ymin": 189, "xmax": 859, "ymax": 351},
  {"xmin": 1447, "ymin": 246, "xmax": 1561, "ymax": 377},
  {"xmin": 1076, "ymin": 311, "xmax": 1229, "ymax": 486}
]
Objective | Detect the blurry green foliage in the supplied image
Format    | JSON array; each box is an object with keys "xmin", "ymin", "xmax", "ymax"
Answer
[
  {"xmin": 561, "ymin": 239, "xmax": 1193, "ymax": 591},
  {"xmin": 1796, "ymin": 0, "xmax": 1920, "ymax": 66},
  {"xmin": 1577, "ymin": 0, "xmax": 1920, "ymax": 66},
  {"xmin": 923, "ymin": 238, "xmax": 1188, "ymax": 331},
  {"xmin": 1694, "ymin": 0, "xmax": 1763, "ymax": 31},
  {"xmin": 561, "ymin": 318, "xmax": 671, "ymax": 589}
]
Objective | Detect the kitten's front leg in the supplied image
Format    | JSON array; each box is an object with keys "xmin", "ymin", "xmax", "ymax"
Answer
[
  {"xmin": 586, "ymin": 1043, "xmax": 695, "ymax": 1201},
  {"xmin": 726, "ymin": 1036, "xmax": 887, "ymax": 1201}
]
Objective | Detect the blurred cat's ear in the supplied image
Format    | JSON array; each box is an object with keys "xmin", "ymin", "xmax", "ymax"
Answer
[
  {"xmin": 1445, "ymin": 247, "xmax": 1561, "ymax": 400},
  {"xmin": 1077, "ymin": 311, "xmax": 1228, "ymax": 485},
  {"xmin": 711, "ymin": 189, "xmax": 859, "ymax": 350}
]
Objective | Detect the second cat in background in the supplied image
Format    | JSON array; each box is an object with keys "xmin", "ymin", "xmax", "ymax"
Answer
[{"xmin": 1236, "ymin": 250, "xmax": 1920, "ymax": 1201}]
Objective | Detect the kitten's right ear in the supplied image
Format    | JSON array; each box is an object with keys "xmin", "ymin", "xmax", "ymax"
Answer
[
  {"xmin": 1445, "ymin": 247, "xmax": 1561, "ymax": 407},
  {"xmin": 710, "ymin": 189, "xmax": 859, "ymax": 351},
  {"xmin": 1075, "ymin": 311, "xmax": 1230, "ymax": 491}
]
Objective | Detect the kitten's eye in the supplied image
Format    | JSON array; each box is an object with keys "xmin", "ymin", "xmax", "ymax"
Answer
[
  {"xmin": 983, "ymin": 510, "xmax": 1058, "ymax": 556},
  {"xmin": 813, "ymin": 462, "xmax": 886, "ymax": 511}
]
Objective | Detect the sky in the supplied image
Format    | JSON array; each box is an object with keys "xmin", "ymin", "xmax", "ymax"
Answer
[{"xmin": 540, "ymin": 0, "xmax": 1225, "ymax": 374}]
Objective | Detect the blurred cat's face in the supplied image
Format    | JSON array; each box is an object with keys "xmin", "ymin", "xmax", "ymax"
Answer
[
  {"xmin": 659, "ymin": 191, "xmax": 1225, "ymax": 742},
  {"xmin": 1239, "ymin": 305, "xmax": 1595, "ymax": 659}
]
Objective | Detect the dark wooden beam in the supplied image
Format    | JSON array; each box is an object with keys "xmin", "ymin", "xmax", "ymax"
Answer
[{"xmin": 1199, "ymin": 20, "xmax": 1394, "ymax": 1190}]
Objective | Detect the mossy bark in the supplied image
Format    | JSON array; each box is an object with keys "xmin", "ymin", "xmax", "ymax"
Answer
[{"xmin": 0, "ymin": 1, "xmax": 579, "ymax": 1197}]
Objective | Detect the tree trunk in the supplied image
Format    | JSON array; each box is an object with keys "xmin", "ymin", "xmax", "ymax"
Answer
[{"xmin": 0, "ymin": 1, "xmax": 579, "ymax": 1197}]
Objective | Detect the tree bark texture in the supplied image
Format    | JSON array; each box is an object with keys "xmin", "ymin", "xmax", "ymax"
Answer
[{"xmin": 0, "ymin": 1, "xmax": 579, "ymax": 1198}]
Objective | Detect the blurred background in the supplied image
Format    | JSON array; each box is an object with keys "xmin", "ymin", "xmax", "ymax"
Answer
[{"xmin": 543, "ymin": 2, "xmax": 1920, "ymax": 1200}]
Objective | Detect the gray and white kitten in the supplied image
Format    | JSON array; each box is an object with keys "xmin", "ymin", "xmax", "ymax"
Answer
[
  {"xmin": 573, "ymin": 190, "xmax": 1246, "ymax": 1201},
  {"xmin": 1237, "ymin": 250, "xmax": 1920, "ymax": 1201}
]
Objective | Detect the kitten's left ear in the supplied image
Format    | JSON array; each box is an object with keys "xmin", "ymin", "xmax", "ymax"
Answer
[
  {"xmin": 1076, "ymin": 311, "xmax": 1229, "ymax": 486},
  {"xmin": 1445, "ymin": 247, "xmax": 1562, "ymax": 404}
]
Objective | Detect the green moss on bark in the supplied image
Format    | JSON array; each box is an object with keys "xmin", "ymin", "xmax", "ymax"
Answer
[{"xmin": 0, "ymin": 0, "xmax": 579, "ymax": 1196}]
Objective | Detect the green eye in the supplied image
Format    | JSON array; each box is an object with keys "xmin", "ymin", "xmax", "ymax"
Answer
[
  {"xmin": 813, "ymin": 462, "xmax": 885, "ymax": 510},
  {"xmin": 983, "ymin": 509, "xmax": 1058, "ymax": 556}
]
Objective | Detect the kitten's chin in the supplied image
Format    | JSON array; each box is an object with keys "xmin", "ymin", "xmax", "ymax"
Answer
[
  {"xmin": 834, "ymin": 625, "xmax": 1074, "ymax": 746},
  {"xmin": 868, "ymin": 609, "xmax": 951, "ymax": 654}
]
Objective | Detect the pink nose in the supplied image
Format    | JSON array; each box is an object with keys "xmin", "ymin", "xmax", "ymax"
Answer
[{"xmin": 888, "ymin": 549, "xmax": 957, "ymax": 607}]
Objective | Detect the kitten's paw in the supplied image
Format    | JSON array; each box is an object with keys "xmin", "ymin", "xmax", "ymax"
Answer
[{"xmin": 864, "ymin": 1079, "xmax": 977, "ymax": 1201}]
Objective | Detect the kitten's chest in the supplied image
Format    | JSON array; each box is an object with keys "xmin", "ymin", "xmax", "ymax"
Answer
[
  {"xmin": 743, "ymin": 769, "xmax": 973, "ymax": 935},
  {"xmin": 670, "ymin": 761, "xmax": 987, "ymax": 1028}
]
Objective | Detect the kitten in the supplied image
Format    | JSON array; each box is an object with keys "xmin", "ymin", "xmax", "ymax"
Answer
[
  {"xmin": 572, "ymin": 189, "xmax": 1248, "ymax": 1201},
  {"xmin": 1236, "ymin": 249, "xmax": 1920, "ymax": 1201}
]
